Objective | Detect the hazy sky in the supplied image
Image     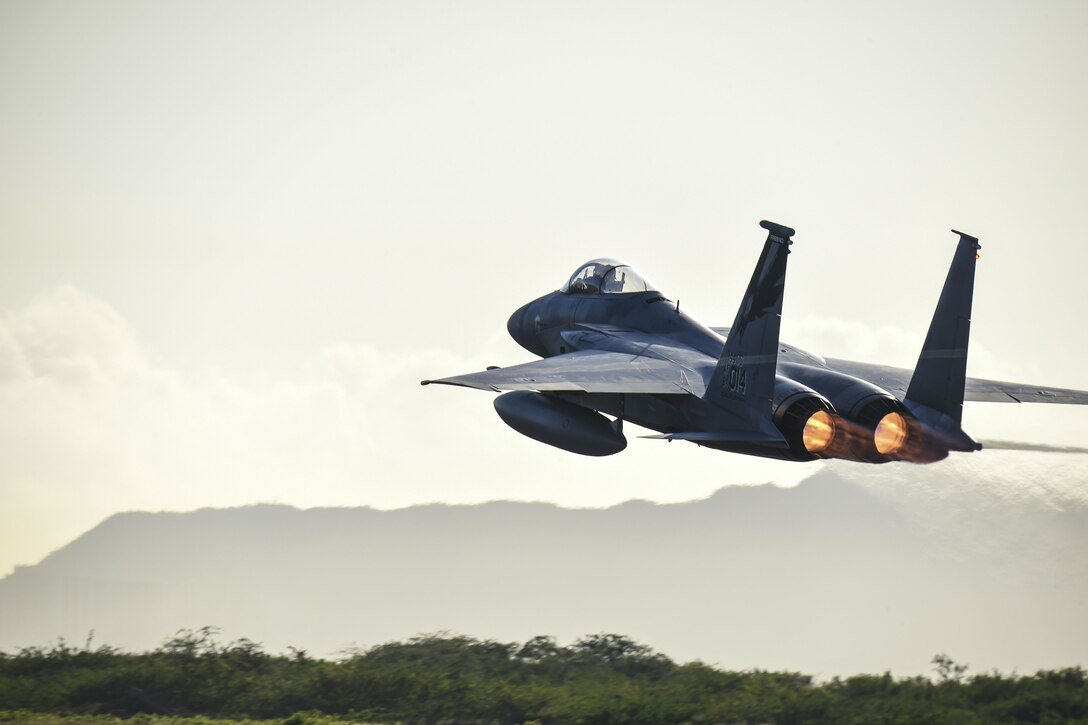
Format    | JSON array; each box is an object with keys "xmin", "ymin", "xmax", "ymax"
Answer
[{"xmin": 2, "ymin": 0, "xmax": 1087, "ymax": 576}]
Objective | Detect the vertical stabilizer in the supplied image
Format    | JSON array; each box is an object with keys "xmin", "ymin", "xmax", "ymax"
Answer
[
  {"xmin": 706, "ymin": 221, "xmax": 794, "ymax": 422},
  {"xmin": 905, "ymin": 230, "xmax": 981, "ymax": 427}
]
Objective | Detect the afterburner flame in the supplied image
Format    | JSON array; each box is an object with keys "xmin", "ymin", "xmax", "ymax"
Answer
[
  {"xmin": 874, "ymin": 411, "xmax": 909, "ymax": 455},
  {"xmin": 802, "ymin": 410, "xmax": 836, "ymax": 453}
]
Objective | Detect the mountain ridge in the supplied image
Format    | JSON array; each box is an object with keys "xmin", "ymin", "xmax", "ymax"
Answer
[{"xmin": 3, "ymin": 468, "xmax": 1086, "ymax": 676}]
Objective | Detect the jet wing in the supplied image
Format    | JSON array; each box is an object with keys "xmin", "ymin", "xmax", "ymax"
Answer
[
  {"xmin": 822, "ymin": 358, "xmax": 1088, "ymax": 405},
  {"xmin": 421, "ymin": 349, "xmax": 705, "ymax": 395}
]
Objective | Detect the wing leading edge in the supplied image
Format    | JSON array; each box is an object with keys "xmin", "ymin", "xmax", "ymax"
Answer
[{"xmin": 421, "ymin": 349, "xmax": 706, "ymax": 396}]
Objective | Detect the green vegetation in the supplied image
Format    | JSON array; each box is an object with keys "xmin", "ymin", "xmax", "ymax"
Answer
[
  {"xmin": 2, "ymin": 628, "xmax": 1086, "ymax": 724},
  {"xmin": 0, "ymin": 714, "xmax": 370, "ymax": 725}
]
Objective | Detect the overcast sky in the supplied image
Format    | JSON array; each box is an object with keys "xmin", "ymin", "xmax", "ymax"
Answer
[{"xmin": 2, "ymin": 0, "xmax": 1087, "ymax": 576}]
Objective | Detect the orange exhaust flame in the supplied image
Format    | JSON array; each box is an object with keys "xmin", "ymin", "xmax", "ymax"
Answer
[
  {"xmin": 802, "ymin": 410, "xmax": 836, "ymax": 454},
  {"xmin": 874, "ymin": 411, "xmax": 909, "ymax": 455}
]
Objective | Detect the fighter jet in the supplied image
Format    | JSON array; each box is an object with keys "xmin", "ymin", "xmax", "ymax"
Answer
[{"xmin": 422, "ymin": 221, "xmax": 1088, "ymax": 463}]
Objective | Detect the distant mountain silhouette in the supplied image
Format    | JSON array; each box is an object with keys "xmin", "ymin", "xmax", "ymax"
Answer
[{"xmin": 2, "ymin": 467, "xmax": 1086, "ymax": 676}]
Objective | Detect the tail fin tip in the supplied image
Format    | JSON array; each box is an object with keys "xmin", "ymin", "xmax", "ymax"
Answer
[
  {"xmin": 951, "ymin": 229, "xmax": 980, "ymax": 245},
  {"xmin": 760, "ymin": 220, "xmax": 796, "ymax": 240}
]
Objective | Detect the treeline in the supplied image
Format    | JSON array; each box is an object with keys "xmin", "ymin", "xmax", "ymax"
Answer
[{"xmin": 2, "ymin": 628, "xmax": 1087, "ymax": 724}]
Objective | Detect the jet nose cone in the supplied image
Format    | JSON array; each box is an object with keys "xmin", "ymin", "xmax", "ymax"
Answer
[
  {"xmin": 507, "ymin": 301, "xmax": 541, "ymax": 355},
  {"xmin": 507, "ymin": 300, "xmax": 530, "ymax": 340}
]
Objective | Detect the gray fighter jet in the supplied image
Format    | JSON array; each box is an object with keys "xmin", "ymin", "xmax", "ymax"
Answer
[{"xmin": 423, "ymin": 221, "xmax": 1088, "ymax": 463}]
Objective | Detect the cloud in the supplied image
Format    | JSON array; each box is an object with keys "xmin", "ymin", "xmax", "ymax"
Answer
[
  {"xmin": 0, "ymin": 287, "xmax": 498, "ymax": 571},
  {"xmin": 0, "ymin": 285, "xmax": 146, "ymax": 385},
  {"xmin": 0, "ymin": 286, "xmax": 503, "ymax": 494},
  {"xmin": 784, "ymin": 315, "xmax": 924, "ymax": 369}
]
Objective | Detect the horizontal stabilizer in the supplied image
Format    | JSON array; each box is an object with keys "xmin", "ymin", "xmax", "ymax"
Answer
[{"xmin": 979, "ymin": 439, "xmax": 1088, "ymax": 454}]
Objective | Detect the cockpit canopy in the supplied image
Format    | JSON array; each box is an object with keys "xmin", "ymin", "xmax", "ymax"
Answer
[{"xmin": 560, "ymin": 258, "xmax": 656, "ymax": 295}]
